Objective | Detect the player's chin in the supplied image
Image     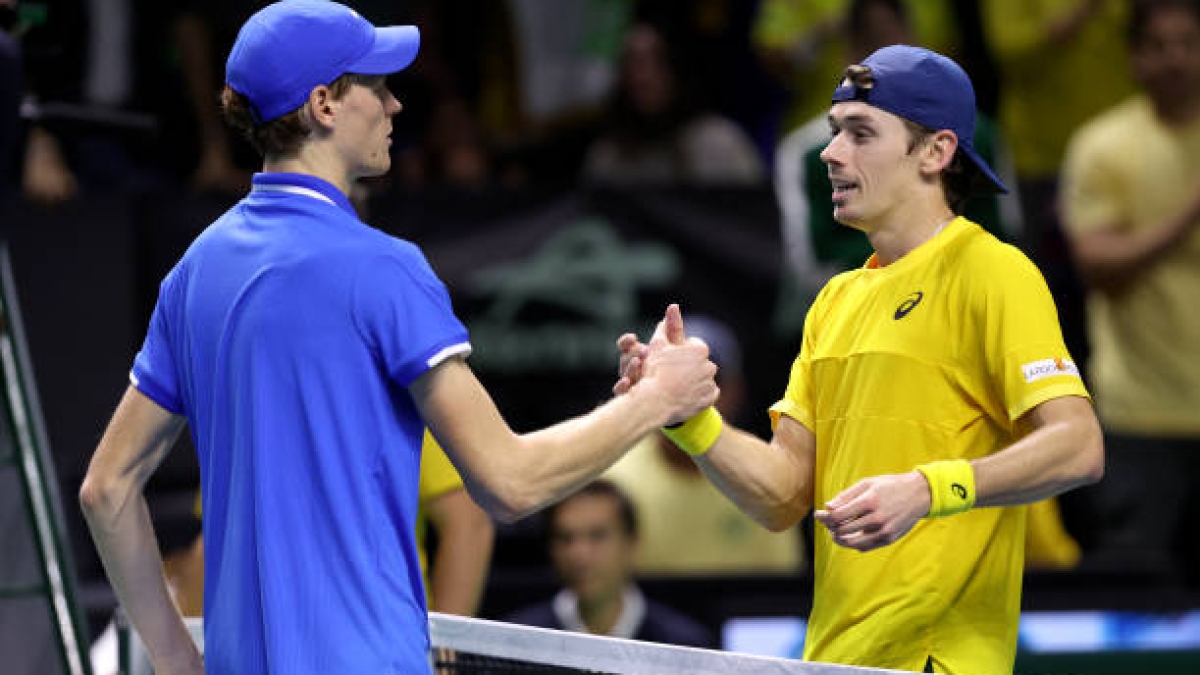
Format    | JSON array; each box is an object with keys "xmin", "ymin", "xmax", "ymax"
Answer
[{"xmin": 363, "ymin": 160, "xmax": 391, "ymax": 178}]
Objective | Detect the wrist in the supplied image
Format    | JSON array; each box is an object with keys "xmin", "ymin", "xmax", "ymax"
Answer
[
  {"xmin": 914, "ymin": 459, "xmax": 975, "ymax": 518},
  {"xmin": 661, "ymin": 407, "xmax": 723, "ymax": 456}
]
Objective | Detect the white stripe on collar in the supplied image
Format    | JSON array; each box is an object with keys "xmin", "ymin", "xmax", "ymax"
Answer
[{"xmin": 253, "ymin": 183, "xmax": 336, "ymax": 205}]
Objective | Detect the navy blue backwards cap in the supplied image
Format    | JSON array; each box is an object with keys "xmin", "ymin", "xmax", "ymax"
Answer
[
  {"xmin": 226, "ymin": 0, "xmax": 420, "ymax": 124},
  {"xmin": 832, "ymin": 45, "xmax": 1008, "ymax": 194}
]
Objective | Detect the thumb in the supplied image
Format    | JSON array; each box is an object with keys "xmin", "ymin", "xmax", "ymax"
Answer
[{"xmin": 664, "ymin": 303, "xmax": 686, "ymax": 345}]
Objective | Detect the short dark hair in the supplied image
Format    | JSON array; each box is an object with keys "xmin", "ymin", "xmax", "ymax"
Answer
[
  {"xmin": 547, "ymin": 479, "xmax": 639, "ymax": 539},
  {"xmin": 221, "ymin": 73, "xmax": 385, "ymax": 157},
  {"xmin": 902, "ymin": 119, "xmax": 973, "ymax": 215},
  {"xmin": 1129, "ymin": 0, "xmax": 1200, "ymax": 46}
]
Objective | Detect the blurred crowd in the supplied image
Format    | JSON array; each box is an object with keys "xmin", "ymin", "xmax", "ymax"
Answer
[{"xmin": 4, "ymin": 0, "xmax": 1200, "ymax": 652}]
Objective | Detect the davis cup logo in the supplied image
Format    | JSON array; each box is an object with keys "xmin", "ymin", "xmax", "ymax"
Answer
[{"xmin": 1021, "ymin": 358, "xmax": 1080, "ymax": 383}]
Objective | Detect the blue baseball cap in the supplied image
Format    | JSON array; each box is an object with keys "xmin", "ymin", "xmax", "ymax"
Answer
[
  {"xmin": 832, "ymin": 45, "xmax": 1008, "ymax": 194},
  {"xmin": 226, "ymin": 0, "xmax": 420, "ymax": 124}
]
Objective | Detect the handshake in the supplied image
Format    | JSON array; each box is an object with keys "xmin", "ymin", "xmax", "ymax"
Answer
[{"xmin": 611, "ymin": 304, "xmax": 722, "ymax": 442}]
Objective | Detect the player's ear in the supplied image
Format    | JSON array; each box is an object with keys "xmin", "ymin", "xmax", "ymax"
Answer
[
  {"xmin": 919, "ymin": 130, "xmax": 958, "ymax": 176},
  {"xmin": 304, "ymin": 84, "xmax": 338, "ymax": 131}
]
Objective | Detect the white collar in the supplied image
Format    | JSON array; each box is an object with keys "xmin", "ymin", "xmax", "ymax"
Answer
[
  {"xmin": 551, "ymin": 585, "xmax": 646, "ymax": 640},
  {"xmin": 252, "ymin": 183, "xmax": 336, "ymax": 205}
]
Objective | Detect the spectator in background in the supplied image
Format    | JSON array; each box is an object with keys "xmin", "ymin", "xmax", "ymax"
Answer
[
  {"xmin": 750, "ymin": 0, "xmax": 959, "ymax": 134},
  {"xmin": 1059, "ymin": 0, "xmax": 1200, "ymax": 585},
  {"xmin": 605, "ymin": 315, "xmax": 805, "ymax": 576},
  {"xmin": 581, "ymin": 21, "xmax": 764, "ymax": 186},
  {"xmin": 506, "ymin": 480, "xmax": 715, "ymax": 648},
  {"xmin": 981, "ymin": 0, "xmax": 1135, "ymax": 365}
]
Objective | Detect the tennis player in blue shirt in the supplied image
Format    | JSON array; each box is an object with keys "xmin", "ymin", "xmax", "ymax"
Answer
[{"xmin": 78, "ymin": 3, "xmax": 718, "ymax": 674}]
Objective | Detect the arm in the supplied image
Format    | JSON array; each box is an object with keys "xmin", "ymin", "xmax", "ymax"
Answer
[
  {"xmin": 411, "ymin": 315, "xmax": 718, "ymax": 523},
  {"xmin": 79, "ymin": 386, "xmax": 202, "ymax": 675},
  {"xmin": 817, "ymin": 395, "xmax": 1104, "ymax": 551},
  {"xmin": 22, "ymin": 125, "xmax": 79, "ymax": 204},
  {"xmin": 1066, "ymin": 191, "xmax": 1200, "ymax": 294},
  {"xmin": 692, "ymin": 414, "xmax": 815, "ymax": 532},
  {"xmin": 425, "ymin": 488, "xmax": 494, "ymax": 615},
  {"xmin": 614, "ymin": 307, "xmax": 815, "ymax": 532},
  {"xmin": 973, "ymin": 395, "xmax": 1104, "ymax": 506}
]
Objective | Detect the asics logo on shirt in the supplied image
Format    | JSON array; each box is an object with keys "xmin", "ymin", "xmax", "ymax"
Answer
[{"xmin": 894, "ymin": 291, "xmax": 924, "ymax": 320}]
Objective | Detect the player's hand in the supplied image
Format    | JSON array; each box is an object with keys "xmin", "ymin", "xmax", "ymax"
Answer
[
  {"xmin": 635, "ymin": 305, "xmax": 719, "ymax": 425},
  {"xmin": 813, "ymin": 471, "xmax": 931, "ymax": 552},
  {"xmin": 612, "ymin": 304, "xmax": 687, "ymax": 395},
  {"xmin": 612, "ymin": 332, "xmax": 649, "ymax": 395}
]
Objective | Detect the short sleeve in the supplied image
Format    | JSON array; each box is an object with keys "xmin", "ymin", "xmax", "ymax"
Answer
[
  {"xmin": 418, "ymin": 430, "xmax": 464, "ymax": 504},
  {"xmin": 352, "ymin": 245, "xmax": 471, "ymax": 388},
  {"xmin": 769, "ymin": 298, "xmax": 821, "ymax": 432},
  {"xmin": 1060, "ymin": 124, "xmax": 1127, "ymax": 234},
  {"xmin": 977, "ymin": 245, "xmax": 1091, "ymax": 422},
  {"xmin": 130, "ymin": 266, "xmax": 185, "ymax": 414}
]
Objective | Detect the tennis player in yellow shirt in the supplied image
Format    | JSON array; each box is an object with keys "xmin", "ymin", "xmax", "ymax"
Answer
[{"xmin": 616, "ymin": 45, "xmax": 1104, "ymax": 675}]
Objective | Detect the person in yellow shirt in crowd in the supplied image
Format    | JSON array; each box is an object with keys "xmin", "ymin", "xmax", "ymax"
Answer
[
  {"xmin": 616, "ymin": 46, "xmax": 1103, "ymax": 674},
  {"xmin": 416, "ymin": 431, "xmax": 495, "ymax": 614},
  {"xmin": 1060, "ymin": 0, "xmax": 1200, "ymax": 585}
]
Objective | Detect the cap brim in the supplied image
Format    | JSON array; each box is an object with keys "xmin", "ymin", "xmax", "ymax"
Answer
[
  {"xmin": 960, "ymin": 145, "xmax": 1008, "ymax": 195},
  {"xmin": 348, "ymin": 25, "xmax": 420, "ymax": 75}
]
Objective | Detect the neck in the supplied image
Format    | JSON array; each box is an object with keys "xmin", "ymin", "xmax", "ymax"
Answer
[
  {"xmin": 864, "ymin": 201, "xmax": 956, "ymax": 266},
  {"xmin": 1154, "ymin": 92, "xmax": 1200, "ymax": 127},
  {"xmin": 579, "ymin": 591, "xmax": 625, "ymax": 635},
  {"xmin": 264, "ymin": 144, "xmax": 354, "ymax": 196}
]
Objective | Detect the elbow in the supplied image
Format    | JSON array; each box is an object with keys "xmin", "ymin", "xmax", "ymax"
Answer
[
  {"xmin": 1070, "ymin": 413, "xmax": 1106, "ymax": 487},
  {"xmin": 470, "ymin": 478, "xmax": 543, "ymax": 525},
  {"xmin": 79, "ymin": 474, "xmax": 121, "ymax": 525},
  {"xmin": 755, "ymin": 492, "xmax": 809, "ymax": 533},
  {"xmin": 761, "ymin": 512, "xmax": 801, "ymax": 533},
  {"xmin": 1081, "ymin": 427, "xmax": 1105, "ymax": 486}
]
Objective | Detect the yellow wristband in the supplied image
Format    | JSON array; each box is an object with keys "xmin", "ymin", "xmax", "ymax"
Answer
[
  {"xmin": 661, "ymin": 407, "xmax": 723, "ymax": 456},
  {"xmin": 914, "ymin": 459, "xmax": 976, "ymax": 518}
]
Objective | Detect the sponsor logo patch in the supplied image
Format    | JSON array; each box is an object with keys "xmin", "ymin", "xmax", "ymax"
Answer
[{"xmin": 1021, "ymin": 357, "xmax": 1080, "ymax": 383}]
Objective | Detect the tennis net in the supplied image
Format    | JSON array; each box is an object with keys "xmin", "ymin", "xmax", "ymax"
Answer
[{"xmin": 119, "ymin": 612, "xmax": 912, "ymax": 675}]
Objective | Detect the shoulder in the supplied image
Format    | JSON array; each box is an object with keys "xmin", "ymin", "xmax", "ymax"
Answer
[
  {"xmin": 640, "ymin": 599, "xmax": 716, "ymax": 648},
  {"xmin": 946, "ymin": 225, "xmax": 1054, "ymax": 319},
  {"xmin": 955, "ymin": 223, "xmax": 1029, "ymax": 265},
  {"xmin": 345, "ymin": 234, "xmax": 440, "ymax": 287},
  {"xmin": 1067, "ymin": 96, "xmax": 1151, "ymax": 156}
]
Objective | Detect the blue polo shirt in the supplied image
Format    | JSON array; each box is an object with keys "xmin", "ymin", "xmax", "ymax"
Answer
[{"xmin": 132, "ymin": 173, "xmax": 470, "ymax": 675}]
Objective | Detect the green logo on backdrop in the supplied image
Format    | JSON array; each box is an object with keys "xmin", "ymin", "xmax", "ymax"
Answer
[{"xmin": 467, "ymin": 219, "xmax": 679, "ymax": 372}]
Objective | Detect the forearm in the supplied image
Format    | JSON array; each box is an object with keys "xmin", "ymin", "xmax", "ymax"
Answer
[
  {"xmin": 416, "ymin": 360, "xmax": 676, "ymax": 522},
  {"xmin": 492, "ymin": 390, "xmax": 672, "ymax": 519},
  {"xmin": 1072, "ymin": 214, "xmax": 1200, "ymax": 292},
  {"xmin": 82, "ymin": 493, "xmax": 202, "ymax": 674},
  {"xmin": 428, "ymin": 513, "xmax": 494, "ymax": 615},
  {"xmin": 973, "ymin": 397, "xmax": 1104, "ymax": 508},
  {"xmin": 694, "ymin": 418, "xmax": 813, "ymax": 531}
]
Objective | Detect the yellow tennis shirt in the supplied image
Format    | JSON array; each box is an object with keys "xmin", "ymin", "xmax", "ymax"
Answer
[{"xmin": 770, "ymin": 217, "xmax": 1090, "ymax": 675}]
